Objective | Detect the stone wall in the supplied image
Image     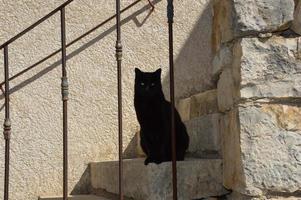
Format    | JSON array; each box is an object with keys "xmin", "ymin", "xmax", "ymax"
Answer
[
  {"xmin": 213, "ymin": 0, "xmax": 301, "ymax": 199},
  {"xmin": 0, "ymin": 0, "xmax": 214, "ymax": 199}
]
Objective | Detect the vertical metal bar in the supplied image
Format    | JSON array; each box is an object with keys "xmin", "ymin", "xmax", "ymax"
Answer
[
  {"xmin": 167, "ymin": 0, "xmax": 177, "ymax": 199},
  {"xmin": 115, "ymin": 0, "xmax": 123, "ymax": 199},
  {"xmin": 3, "ymin": 45, "xmax": 11, "ymax": 200},
  {"xmin": 60, "ymin": 7, "xmax": 69, "ymax": 200}
]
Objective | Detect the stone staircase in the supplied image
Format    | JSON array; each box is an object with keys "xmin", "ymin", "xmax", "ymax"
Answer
[{"xmin": 41, "ymin": 89, "xmax": 226, "ymax": 200}]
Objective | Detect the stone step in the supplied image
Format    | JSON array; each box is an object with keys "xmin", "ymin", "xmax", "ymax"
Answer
[
  {"xmin": 176, "ymin": 89, "xmax": 219, "ymax": 121},
  {"xmin": 90, "ymin": 158, "xmax": 227, "ymax": 200},
  {"xmin": 184, "ymin": 113, "xmax": 221, "ymax": 158},
  {"xmin": 134, "ymin": 113, "xmax": 222, "ymax": 159},
  {"xmin": 39, "ymin": 195, "xmax": 109, "ymax": 200}
]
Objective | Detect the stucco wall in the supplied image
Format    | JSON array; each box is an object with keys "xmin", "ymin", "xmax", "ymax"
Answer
[{"xmin": 0, "ymin": 0, "xmax": 213, "ymax": 199}]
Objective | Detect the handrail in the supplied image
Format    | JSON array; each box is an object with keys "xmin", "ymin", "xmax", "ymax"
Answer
[
  {"xmin": 1, "ymin": 2, "xmax": 76, "ymax": 200},
  {"xmin": 0, "ymin": 0, "xmax": 75, "ymax": 50},
  {"xmin": 0, "ymin": 0, "xmax": 143, "ymax": 87},
  {"xmin": 1, "ymin": 1, "xmax": 156, "ymax": 200}
]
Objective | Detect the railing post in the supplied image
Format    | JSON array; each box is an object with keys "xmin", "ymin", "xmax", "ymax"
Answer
[
  {"xmin": 167, "ymin": 0, "xmax": 177, "ymax": 199},
  {"xmin": 60, "ymin": 7, "xmax": 69, "ymax": 200},
  {"xmin": 115, "ymin": 0, "xmax": 123, "ymax": 199},
  {"xmin": 3, "ymin": 45, "xmax": 11, "ymax": 200}
]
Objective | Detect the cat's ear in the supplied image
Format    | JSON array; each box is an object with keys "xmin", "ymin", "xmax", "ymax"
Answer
[
  {"xmin": 155, "ymin": 68, "xmax": 162, "ymax": 77},
  {"xmin": 135, "ymin": 68, "xmax": 142, "ymax": 75}
]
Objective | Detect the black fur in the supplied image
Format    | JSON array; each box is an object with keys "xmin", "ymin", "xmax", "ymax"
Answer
[{"xmin": 134, "ymin": 68, "xmax": 189, "ymax": 165}]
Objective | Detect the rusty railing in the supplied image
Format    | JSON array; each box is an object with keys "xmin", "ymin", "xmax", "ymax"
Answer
[
  {"xmin": 167, "ymin": 0, "xmax": 177, "ymax": 199},
  {"xmin": 1, "ymin": 1, "xmax": 75, "ymax": 199},
  {"xmin": 115, "ymin": 0, "xmax": 124, "ymax": 198},
  {"xmin": 0, "ymin": 0, "xmax": 178, "ymax": 199}
]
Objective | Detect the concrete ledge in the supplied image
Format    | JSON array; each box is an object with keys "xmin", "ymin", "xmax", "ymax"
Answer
[{"xmin": 90, "ymin": 158, "xmax": 226, "ymax": 200}]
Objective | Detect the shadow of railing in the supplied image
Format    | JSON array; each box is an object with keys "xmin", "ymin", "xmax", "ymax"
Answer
[{"xmin": 0, "ymin": 0, "xmax": 161, "ymax": 101}]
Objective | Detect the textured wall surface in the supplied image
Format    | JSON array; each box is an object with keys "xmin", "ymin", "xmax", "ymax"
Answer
[{"xmin": 0, "ymin": 0, "xmax": 214, "ymax": 199}]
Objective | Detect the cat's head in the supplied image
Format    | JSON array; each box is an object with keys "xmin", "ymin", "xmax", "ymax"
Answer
[{"xmin": 135, "ymin": 68, "xmax": 162, "ymax": 97}]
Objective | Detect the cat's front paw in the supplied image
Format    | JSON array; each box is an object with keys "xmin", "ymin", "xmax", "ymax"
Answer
[
  {"xmin": 153, "ymin": 159, "xmax": 162, "ymax": 165},
  {"xmin": 144, "ymin": 157, "xmax": 162, "ymax": 165},
  {"xmin": 144, "ymin": 157, "xmax": 151, "ymax": 165}
]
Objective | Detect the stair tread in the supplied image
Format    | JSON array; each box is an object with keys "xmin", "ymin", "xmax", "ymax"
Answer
[
  {"xmin": 90, "ymin": 158, "xmax": 226, "ymax": 200},
  {"xmin": 91, "ymin": 157, "xmax": 221, "ymax": 164},
  {"xmin": 39, "ymin": 195, "xmax": 110, "ymax": 200}
]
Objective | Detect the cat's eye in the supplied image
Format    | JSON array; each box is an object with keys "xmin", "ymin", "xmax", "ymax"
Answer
[
  {"xmin": 141, "ymin": 82, "xmax": 145, "ymax": 86},
  {"xmin": 151, "ymin": 83, "xmax": 155, "ymax": 86}
]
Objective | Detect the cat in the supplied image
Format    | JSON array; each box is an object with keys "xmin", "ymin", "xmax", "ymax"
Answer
[{"xmin": 134, "ymin": 68, "xmax": 189, "ymax": 165}]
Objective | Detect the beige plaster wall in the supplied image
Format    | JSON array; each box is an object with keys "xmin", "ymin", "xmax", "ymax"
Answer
[{"xmin": 0, "ymin": 0, "xmax": 214, "ymax": 199}]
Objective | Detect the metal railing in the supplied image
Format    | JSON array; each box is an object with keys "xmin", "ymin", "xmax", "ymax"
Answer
[
  {"xmin": 115, "ymin": 0, "xmax": 124, "ymax": 198},
  {"xmin": 167, "ymin": 1, "xmax": 177, "ymax": 199},
  {"xmin": 1, "ymin": 1, "xmax": 74, "ymax": 200},
  {"xmin": 0, "ymin": 0, "xmax": 177, "ymax": 199}
]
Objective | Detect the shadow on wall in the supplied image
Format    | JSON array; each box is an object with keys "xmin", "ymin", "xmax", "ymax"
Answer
[
  {"xmin": 0, "ymin": 0, "xmax": 162, "ymax": 101},
  {"xmin": 162, "ymin": 0, "xmax": 214, "ymax": 100}
]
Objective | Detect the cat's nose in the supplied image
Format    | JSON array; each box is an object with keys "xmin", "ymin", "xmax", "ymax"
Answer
[{"xmin": 145, "ymin": 86, "xmax": 150, "ymax": 91}]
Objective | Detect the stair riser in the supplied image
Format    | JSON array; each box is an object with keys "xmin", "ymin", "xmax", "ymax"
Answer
[
  {"xmin": 185, "ymin": 113, "xmax": 221, "ymax": 157},
  {"xmin": 90, "ymin": 159, "xmax": 226, "ymax": 200}
]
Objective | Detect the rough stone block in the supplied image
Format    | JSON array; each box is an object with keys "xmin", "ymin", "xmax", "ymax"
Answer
[
  {"xmin": 239, "ymin": 37, "xmax": 301, "ymax": 99},
  {"xmin": 216, "ymin": 39, "xmax": 242, "ymax": 112},
  {"xmin": 292, "ymin": 1, "xmax": 301, "ymax": 35},
  {"xmin": 217, "ymin": 36, "xmax": 301, "ymax": 112},
  {"xmin": 222, "ymin": 103, "xmax": 301, "ymax": 196},
  {"xmin": 90, "ymin": 158, "xmax": 227, "ymax": 200},
  {"xmin": 227, "ymin": 191, "xmax": 301, "ymax": 200},
  {"xmin": 185, "ymin": 114, "xmax": 221, "ymax": 157},
  {"xmin": 214, "ymin": 0, "xmax": 295, "ymax": 43},
  {"xmin": 212, "ymin": 44, "xmax": 233, "ymax": 80},
  {"xmin": 220, "ymin": 108, "xmax": 246, "ymax": 193},
  {"xmin": 217, "ymin": 68, "xmax": 237, "ymax": 112}
]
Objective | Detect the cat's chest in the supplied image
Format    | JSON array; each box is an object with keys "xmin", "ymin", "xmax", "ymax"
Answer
[{"xmin": 138, "ymin": 101, "xmax": 162, "ymax": 112}]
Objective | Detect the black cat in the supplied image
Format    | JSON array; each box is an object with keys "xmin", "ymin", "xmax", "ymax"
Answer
[{"xmin": 134, "ymin": 68, "xmax": 189, "ymax": 165}]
